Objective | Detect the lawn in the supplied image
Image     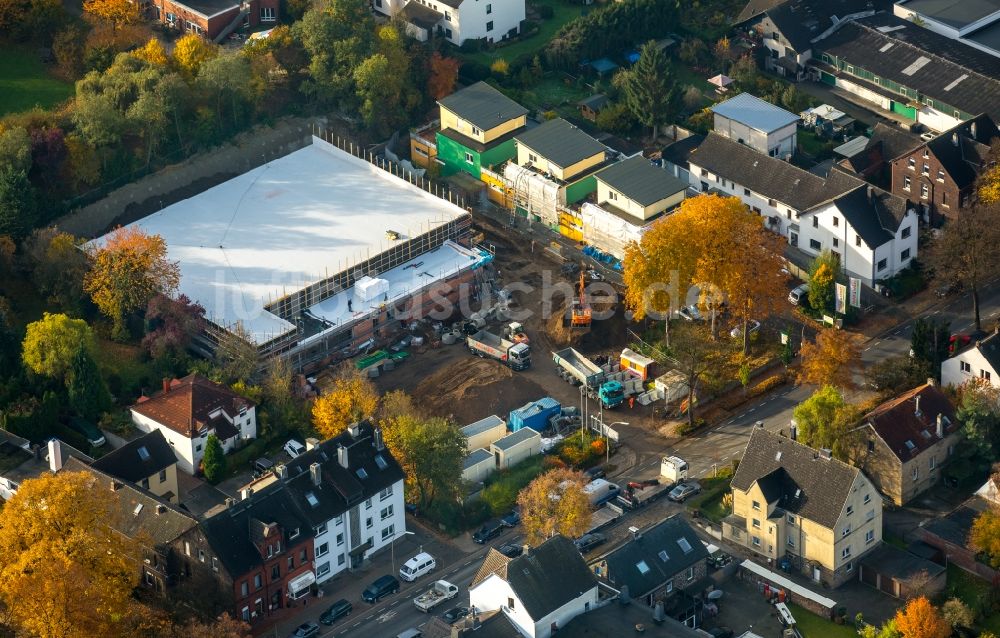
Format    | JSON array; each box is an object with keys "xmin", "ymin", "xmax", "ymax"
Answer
[
  {"xmin": 687, "ymin": 467, "xmax": 733, "ymax": 524},
  {"xmin": 519, "ymin": 75, "xmax": 590, "ymax": 116},
  {"xmin": 462, "ymin": 0, "xmax": 586, "ymax": 66},
  {"xmin": 0, "ymin": 46, "xmax": 74, "ymax": 116},
  {"xmin": 787, "ymin": 604, "xmax": 857, "ymax": 638},
  {"xmin": 797, "ymin": 129, "xmax": 835, "ymax": 159},
  {"xmin": 945, "ymin": 563, "xmax": 1000, "ymax": 634}
]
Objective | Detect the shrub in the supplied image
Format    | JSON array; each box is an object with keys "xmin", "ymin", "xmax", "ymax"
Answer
[
  {"xmin": 490, "ymin": 58, "xmax": 510, "ymax": 76},
  {"xmin": 555, "ymin": 431, "xmax": 605, "ymax": 468},
  {"xmin": 749, "ymin": 373, "xmax": 786, "ymax": 397},
  {"xmin": 460, "ymin": 61, "xmax": 491, "ymax": 83}
]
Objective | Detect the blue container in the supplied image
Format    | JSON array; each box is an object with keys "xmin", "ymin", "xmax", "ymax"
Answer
[{"xmin": 508, "ymin": 397, "xmax": 561, "ymax": 432}]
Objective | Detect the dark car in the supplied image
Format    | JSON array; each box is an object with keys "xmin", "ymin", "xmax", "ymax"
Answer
[
  {"xmin": 473, "ymin": 520, "xmax": 504, "ymax": 544},
  {"xmin": 574, "ymin": 533, "xmax": 606, "ymax": 554},
  {"xmin": 496, "ymin": 543, "xmax": 523, "ymax": 558},
  {"xmin": 319, "ymin": 598, "xmax": 352, "ymax": 625},
  {"xmin": 585, "ymin": 466, "xmax": 606, "ymax": 480},
  {"xmin": 362, "ymin": 574, "xmax": 400, "ymax": 603},
  {"xmin": 500, "ymin": 508, "xmax": 521, "ymax": 528},
  {"xmin": 289, "ymin": 622, "xmax": 320, "ymax": 638},
  {"xmin": 442, "ymin": 606, "xmax": 470, "ymax": 624}
]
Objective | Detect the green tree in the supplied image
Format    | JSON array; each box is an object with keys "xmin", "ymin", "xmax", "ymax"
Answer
[
  {"xmin": 294, "ymin": 0, "xmax": 375, "ymax": 108},
  {"xmin": 808, "ymin": 250, "xmax": 839, "ymax": 313},
  {"xmin": 0, "ymin": 167, "xmax": 38, "ymax": 240},
  {"xmin": 202, "ymin": 434, "xmax": 226, "ymax": 483},
  {"xmin": 0, "ymin": 127, "xmax": 31, "ymax": 173},
  {"xmin": 66, "ymin": 348, "xmax": 111, "ymax": 421},
  {"xmin": 956, "ymin": 382, "xmax": 1000, "ymax": 472},
  {"xmin": 616, "ymin": 40, "xmax": 676, "ymax": 139},
  {"xmin": 354, "ymin": 53, "xmax": 403, "ymax": 136},
  {"xmin": 383, "ymin": 415, "xmax": 465, "ymax": 509},
  {"xmin": 198, "ymin": 51, "xmax": 253, "ymax": 130},
  {"xmin": 792, "ymin": 385, "xmax": 859, "ymax": 459},
  {"xmin": 21, "ymin": 313, "xmax": 95, "ymax": 380},
  {"xmin": 910, "ymin": 317, "xmax": 950, "ymax": 380},
  {"xmin": 22, "ymin": 229, "xmax": 89, "ymax": 311}
]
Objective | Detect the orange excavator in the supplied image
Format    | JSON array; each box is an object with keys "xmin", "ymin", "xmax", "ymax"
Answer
[{"xmin": 570, "ymin": 269, "xmax": 592, "ymax": 328}]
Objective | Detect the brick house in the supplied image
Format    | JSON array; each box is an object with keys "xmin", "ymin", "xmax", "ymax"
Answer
[
  {"xmin": 888, "ymin": 115, "xmax": 999, "ymax": 223},
  {"xmin": 148, "ymin": 0, "xmax": 278, "ymax": 42},
  {"xmin": 849, "ymin": 381, "xmax": 959, "ymax": 506}
]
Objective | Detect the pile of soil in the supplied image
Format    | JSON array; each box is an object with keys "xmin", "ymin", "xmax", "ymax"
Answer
[{"xmin": 413, "ymin": 357, "xmax": 547, "ymax": 424}]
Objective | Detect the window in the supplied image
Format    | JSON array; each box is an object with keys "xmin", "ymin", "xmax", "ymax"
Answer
[
  {"xmin": 937, "ymin": 169, "xmax": 945, "ymax": 181},
  {"xmin": 787, "ymin": 514, "xmax": 796, "ymax": 525},
  {"xmin": 486, "ymin": 2, "xmax": 491, "ymax": 12},
  {"xmin": 158, "ymin": 469, "xmax": 167, "ymax": 483},
  {"xmin": 701, "ymin": 168, "xmax": 708, "ymax": 177},
  {"xmin": 922, "ymin": 164, "xmax": 930, "ymax": 175},
  {"xmin": 241, "ymin": 581, "xmax": 249, "ymax": 597},
  {"xmin": 317, "ymin": 562, "xmax": 330, "ymax": 577},
  {"xmin": 260, "ymin": 6, "xmax": 275, "ymax": 21},
  {"xmin": 316, "ymin": 522, "xmax": 328, "ymax": 535},
  {"xmin": 528, "ymin": 153, "xmax": 537, "ymax": 163},
  {"xmin": 687, "ymin": 567, "xmax": 694, "ymax": 581},
  {"xmin": 842, "ymin": 525, "xmax": 851, "ymax": 537},
  {"xmin": 471, "ymin": 126, "xmax": 480, "ymax": 136},
  {"xmin": 866, "ymin": 509, "xmax": 875, "ymax": 521},
  {"xmin": 768, "ymin": 198, "xmax": 776, "ymax": 207},
  {"xmin": 381, "ymin": 525, "xmax": 395, "ymax": 540},
  {"xmin": 833, "ymin": 216, "xmax": 839, "ymax": 227},
  {"xmin": 241, "ymin": 607, "xmax": 250, "ymax": 622},
  {"xmin": 868, "ymin": 439, "xmax": 876, "ymax": 452},
  {"xmin": 317, "ymin": 542, "xmax": 329, "ymax": 557},
  {"xmin": 254, "ymin": 574, "xmax": 262, "ymax": 590},
  {"xmin": 335, "ymin": 514, "xmax": 343, "ymax": 526},
  {"xmin": 877, "ymin": 258, "xmax": 887, "ymax": 271},
  {"xmin": 290, "ymin": 527, "xmax": 300, "ymax": 540},
  {"xmin": 300, "ymin": 549, "xmax": 306, "ymax": 562},
  {"xmin": 866, "ymin": 530, "xmax": 875, "ymax": 544},
  {"xmin": 366, "ymin": 517, "xmax": 373, "ymax": 529},
  {"xmin": 212, "ymin": 557, "xmax": 219, "ymax": 572},
  {"xmin": 752, "ymin": 536, "xmax": 761, "ymax": 547},
  {"xmin": 198, "ymin": 549, "xmax": 206, "ymax": 563},
  {"xmin": 833, "ymin": 237, "xmax": 839, "ymax": 248},
  {"xmin": 140, "ymin": 478, "xmax": 149, "ymax": 489},
  {"xmin": 507, "ymin": 597, "xmax": 515, "ymax": 610},
  {"xmin": 845, "ymin": 561, "xmax": 853, "ymax": 572},
  {"xmin": 901, "ymin": 226, "xmax": 911, "ymax": 239},
  {"xmin": 908, "ymin": 158, "xmax": 916, "ymax": 170},
  {"xmin": 752, "ymin": 518, "xmax": 761, "ymax": 529},
  {"xmin": 787, "ymin": 537, "xmax": 795, "ymax": 548},
  {"xmin": 846, "ymin": 505, "xmax": 853, "ymax": 516},
  {"xmin": 841, "ymin": 545, "xmax": 852, "ymax": 559},
  {"xmin": 812, "ymin": 216, "xmax": 819, "ymax": 228},
  {"xmin": 267, "ymin": 545, "xmax": 273, "ymax": 558},
  {"xmin": 744, "ymin": 188, "xmax": 751, "ymax": 196},
  {"xmin": 912, "ymin": 467, "xmax": 919, "ymax": 482},
  {"xmin": 486, "ymin": 20, "xmax": 493, "ymax": 31},
  {"xmin": 287, "ymin": 556, "xmax": 294, "ymax": 570},
  {"xmin": 961, "ymin": 361, "xmax": 971, "ymax": 373},
  {"xmin": 930, "ymin": 456, "xmax": 936, "ymax": 470},
  {"xmin": 337, "ymin": 554, "xmax": 345, "ymax": 566},
  {"xmin": 444, "ymin": 10, "xmax": 451, "ymax": 20},
  {"xmin": 609, "ymin": 191, "xmax": 619, "ymax": 201},
  {"xmin": 336, "ymin": 533, "xmax": 344, "ymax": 546},
  {"xmin": 165, "ymin": 11, "xmax": 175, "ymax": 24},
  {"xmin": 271, "ymin": 564, "xmax": 279, "ymax": 580},
  {"xmin": 921, "ymin": 183, "xmax": 929, "ymax": 199},
  {"xmin": 942, "ymin": 192, "xmax": 949, "ymax": 207},
  {"xmin": 464, "ymin": 152, "xmax": 473, "ymax": 164},
  {"xmin": 195, "ymin": 444, "xmax": 202, "ymax": 452},
  {"xmin": 853, "ymin": 234, "xmax": 861, "ymax": 247},
  {"xmin": 901, "ymin": 248, "xmax": 911, "ymax": 261},
  {"xmin": 864, "ymin": 493, "xmax": 871, "ymax": 504},
  {"xmin": 445, "ymin": 28, "xmax": 452, "ymax": 39},
  {"xmin": 752, "ymin": 500, "xmax": 761, "ymax": 511},
  {"xmin": 983, "ymin": 370, "xmax": 993, "ymax": 382},
  {"xmin": 380, "ymin": 486, "xmax": 392, "ymax": 500},
  {"xmin": 903, "ymin": 175, "xmax": 911, "ymax": 191},
  {"xmin": 380, "ymin": 505, "xmax": 393, "ymax": 521},
  {"xmin": 186, "ymin": 22, "xmax": 202, "ymax": 35},
  {"xmin": 184, "ymin": 542, "xmax": 191, "ymax": 557},
  {"xmin": 809, "ymin": 239, "xmax": 821, "ymax": 250}
]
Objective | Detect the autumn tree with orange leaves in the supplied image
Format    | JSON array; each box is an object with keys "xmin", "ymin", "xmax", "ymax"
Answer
[
  {"xmin": 797, "ymin": 328, "xmax": 863, "ymax": 389},
  {"xmin": 84, "ymin": 226, "xmax": 180, "ymax": 340},
  {"xmin": 517, "ymin": 467, "xmax": 592, "ymax": 545},
  {"xmin": 894, "ymin": 596, "xmax": 950, "ymax": 638},
  {"xmin": 83, "ymin": 0, "xmax": 140, "ymax": 29},
  {"xmin": 427, "ymin": 52, "xmax": 460, "ymax": 100},
  {"xmin": 312, "ymin": 369, "xmax": 379, "ymax": 439}
]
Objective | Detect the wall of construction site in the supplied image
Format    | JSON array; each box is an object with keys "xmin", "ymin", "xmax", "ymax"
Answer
[{"xmin": 580, "ymin": 202, "xmax": 644, "ymax": 260}]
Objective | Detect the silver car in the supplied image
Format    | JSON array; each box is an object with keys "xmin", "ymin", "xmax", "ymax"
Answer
[{"xmin": 668, "ymin": 482, "xmax": 701, "ymax": 502}]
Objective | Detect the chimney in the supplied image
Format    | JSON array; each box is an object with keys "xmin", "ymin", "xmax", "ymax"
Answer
[
  {"xmin": 373, "ymin": 426, "xmax": 385, "ymax": 451},
  {"xmin": 629, "ymin": 525, "xmax": 641, "ymax": 541},
  {"xmin": 337, "ymin": 444, "xmax": 350, "ymax": 469},
  {"xmin": 819, "ymin": 448, "xmax": 832, "ymax": 460},
  {"xmin": 162, "ymin": 378, "xmax": 170, "ymax": 394},
  {"xmin": 47, "ymin": 439, "xmax": 62, "ymax": 472},
  {"xmin": 915, "ymin": 395, "xmax": 922, "ymax": 417},
  {"xmin": 225, "ymin": 497, "xmax": 236, "ymax": 508},
  {"xmin": 523, "ymin": 543, "xmax": 531, "ymax": 557},
  {"xmin": 927, "ymin": 377, "xmax": 936, "ymax": 387},
  {"xmin": 310, "ymin": 462, "xmax": 322, "ymax": 486},
  {"xmin": 789, "ymin": 421, "xmax": 797, "ymax": 441},
  {"xmin": 348, "ymin": 423, "xmax": 362, "ymax": 439},
  {"xmin": 937, "ymin": 413, "xmax": 944, "ymax": 438},
  {"xmin": 275, "ymin": 464, "xmax": 287, "ymax": 480},
  {"xmin": 111, "ymin": 480, "xmax": 122, "ymax": 492},
  {"xmin": 241, "ymin": 487, "xmax": 254, "ymax": 500},
  {"xmin": 156, "ymin": 504, "xmax": 167, "ymax": 515},
  {"xmin": 305, "ymin": 437, "xmax": 320, "ymax": 451}
]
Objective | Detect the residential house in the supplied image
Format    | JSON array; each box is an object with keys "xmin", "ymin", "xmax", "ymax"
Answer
[
  {"xmin": 942, "ymin": 328, "xmax": 1000, "ymax": 389},
  {"xmin": 470, "ymin": 535, "xmax": 599, "ymax": 638},
  {"xmin": 91, "ymin": 430, "xmax": 180, "ymax": 503},
  {"xmin": 578, "ymin": 155, "xmax": 689, "ymax": 258},
  {"xmin": 0, "ymin": 434, "xmax": 91, "ymax": 501},
  {"xmin": 590, "ymin": 516, "xmax": 708, "ymax": 607},
  {"xmin": 201, "ymin": 484, "xmax": 315, "ymax": 625},
  {"xmin": 888, "ymin": 114, "xmax": 1000, "ymax": 221},
  {"xmin": 849, "ymin": 381, "xmax": 959, "ymax": 506},
  {"xmin": 148, "ymin": 0, "xmax": 278, "ymax": 42},
  {"xmin": 811, "ymin": 13, "xmax": 1000, "ymax": 131},
  {"xmin": 723, "ymin": 427, "xmax": 883, "ymax": 587},
  {"xmin": 382, "ymin": 0, "xmax": 524, "ymax": 46},
  {"xmin": 130, "ymin": 374, "xmax": 257, "ymax": 475},
  {"xmin": 235, "ymin": 422, "xmax": 406, "ymax": 586},
  {"xmin": 436, "ymin": 82, "xmax": 528, "ymax": 178},
  {"xmin": 687, "ymin": 132, "xmax": 918, "ymax": 286},
  {"xmin": 710, "ymin": 92, "xmax": 800, "ymax": 158},
  {"xmin": 660, "ymin": 134, "xmax": 705, "ymax": 183},
  {"xmin": 61, "ymin": 456, "xmax": 216, "ymax": 601}
]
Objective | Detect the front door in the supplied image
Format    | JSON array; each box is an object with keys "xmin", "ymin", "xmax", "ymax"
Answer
[
  {"xmin": 813, "ymin": 566, "xmax": 821, "ymax": 582},
  {"xmin": 790, "ymin": 232, "xmax": 798, "ymax": 247}
]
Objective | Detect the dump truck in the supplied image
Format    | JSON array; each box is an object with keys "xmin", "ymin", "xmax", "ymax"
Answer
[
  {"xmin": 468, "ymin": 330, "xmax": 531, "ymax": 370},
  {"xmin": 616, "ymin": 455, "xmax": 688, "ymax": 510},
  {"xmin": 552, "ymin": 348, "xmax": 624, "ymax": 408},
  {"xmin": 413, "ymin": 580, "xmax": 459, "ymax": 612}
]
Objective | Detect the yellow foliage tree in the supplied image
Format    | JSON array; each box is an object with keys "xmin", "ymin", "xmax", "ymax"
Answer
[
  {"xmin": 83, "ymin": 0, "xmax": 139, "ymax": 29},
  {"xmin": 490, "ymin": 58, "xmax": 509, "ymax": 76},
  {"xmin": 133, "ymin": 37, "xmax": 169, "ymax": 66},
  {"xmin": 312, "ymin": 371, "xmax": 379, "ymax": 439},
  {"xmin": 172, "ymin": 34, "xmax": 218, "ymax": 79},
  {"xmin": 0, "ymin": 471, "xmax": 140, "ymax": 638},
  {"xmin": 797, "ymin": 328, "xmax": 862, "ymax": 389},
  {"xmin": 517, "ymin": 467, "xmax": 592, "ymax": 545},
  {"xmin": 894, "ymin": 596, "xmax": 950, "ymax": 638},
  {"xmin": 21, "ymin": 312, "xmax": 96, "ymax": 379},
  {"xmin": 84, "ymin": 226, "xmax": 180, "ymax": 340},
  {"xmin": 979, "ymin": 164, "xmax": 1000, "ymax": 205},
  {"xmin": 970, "ymin": 506, "xmax": 1000, "ymax": 568}
]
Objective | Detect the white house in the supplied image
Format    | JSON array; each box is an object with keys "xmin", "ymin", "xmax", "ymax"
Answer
[
  {"xmin": 130, "ymin": 373, "xmax": 257, "ymax": 475},
  {"xmin": 710, "ymin": 92, "xmax": 799, "ymax": 158},
  {"xmin": 687, "ymin": 132, "xmax": 917, "ymax": 286},
  {"xmin": 470, "ymin": 535, "xmax": 599, "ymax": 638},
  {"xmin": 942, "ymin": 330, "xmax": 1000, "ymax": 390},
  {"xmin": 383, "ymin": 0, "xmax": 524, "ymax": 45}
]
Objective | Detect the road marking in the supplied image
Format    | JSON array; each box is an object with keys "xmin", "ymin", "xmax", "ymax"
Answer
[
  {"xmin": 873, "ymin": 341, "xmax": 881, "ymax": 348},
  {"xmin": 747, "ymin": 408, "xmax": 756, "ymax": 413},
  {"xmin": 863, "ymin": 346, "xmax": 871, "ymax": 352},
  {"xmin": 933, "ymin": 310, "xmax": 941, "ymax": 314}
]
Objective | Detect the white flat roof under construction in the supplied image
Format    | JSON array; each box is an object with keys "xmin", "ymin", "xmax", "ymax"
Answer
[{"xmin": 95, "ymin": 137, "xmax": 468, "ymax": 345}]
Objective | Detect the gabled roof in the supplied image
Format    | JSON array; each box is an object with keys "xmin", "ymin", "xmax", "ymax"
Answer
[
  {"xmin": 956, "ymin": 330, "xmax": 1000, "ymax": 373},
  {"xmin": 501, "ymin": 535, "xmax": 597, "ymax": 619},
  {"xmin": 62, "ymin": 457, "xmax": 197, "ymax": 546},
  {"xmin": 130, "ymin": 373, "xmax": 253, "ymax": 439},
  {"xmin": 596, "ymin": 515, "xmax": 708, "ymax": 598},
  {"xmin": 91, "ymin": 430, "xmax": 175, "ymax": 483},
  {"xmin": 737, "ymin": 0, "xmax": 889, "ymax": 51},
  {"xmin": 735, "ymin": 0, "xmax": 785, "ymax": 22},
  {"xmin": 472, "ymin": 547, "xmax": 514, "ymax": 588},
  {"xmin": 869, "ymin": 122, "xmax": 923, "ymax": 161},
  {"xmin": 711, "ymin": 93, "xmax": 800, "ymax": 133},
  {"xmin": 577, "ymin": 94, "xmax": 609, "ymax": 111},
  {"xmin": 438, "ymin": 82, "xmax": 528, "ymax": 132},
  {"xmin": 515, "ymin": 118, "xmax": 606, "ymax": 169},
  {"xmin": 732, "ymin": 428, "xmax": 861, "ymax": 529},
  {"xmin": 595, "ymin": 156, "xmax": 689, "ymax": 207},
  {"xmin": 0, "ymin": 434, "xmax": 92, "ymax": 490},
  {"xmin": 810, "ymin": 181, "xmax": 909, "ymax": 247},
  {"xmin": 863, "ymin": 383, "xmax": 959, "ymax": 462},
  {"xmin": 924, "ymin": 114, "xmax": 999, "ymax": 189},
  {"xmin": 660, "ymin": 134, "xmax": 705, "ymax": 170}
]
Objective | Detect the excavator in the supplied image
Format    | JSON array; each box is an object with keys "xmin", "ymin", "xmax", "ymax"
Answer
[{"xmin": 570, "ymin": 268, "xmax": 592, "ymax": 328}]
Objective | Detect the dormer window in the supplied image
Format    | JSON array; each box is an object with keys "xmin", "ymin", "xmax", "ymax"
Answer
[
  {"xmin": 290, "ymin": 528, "xmax": 300, "ymax": 540},
  {"xmin": 267, "ymin": 545, "xmax": 273, "ymax": 558}
]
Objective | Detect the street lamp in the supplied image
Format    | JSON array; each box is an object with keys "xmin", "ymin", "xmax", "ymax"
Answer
[{"xmin": 390, "ymin": 529, "xmax": 416, "ymax": 574}]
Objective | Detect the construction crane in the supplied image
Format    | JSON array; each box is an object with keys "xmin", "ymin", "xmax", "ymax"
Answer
[{"xmin": 570, "ymin": 268, "xmax": 592, "ymax": 328}]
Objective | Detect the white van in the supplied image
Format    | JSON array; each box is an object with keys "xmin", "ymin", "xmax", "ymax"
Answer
[
  {"xmin": 396, "ymin": 630, "xmax": 423, "ymax": 638},
  {"xmin": 788, "ymin": 284, "xmax": 809, "ymax": 306},
  {"xmin": 399, "ymin": 552, "xmax": 436, "ymax": 582}
]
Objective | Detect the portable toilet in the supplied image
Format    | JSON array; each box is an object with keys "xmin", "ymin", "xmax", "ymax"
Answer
[
  {"xmin": 620, "ymin": 348, "xmax": 655, "ymax": 381},
  {"xmin": 508, "ymin": 397, "xmax": 561, "ymax": 432}
]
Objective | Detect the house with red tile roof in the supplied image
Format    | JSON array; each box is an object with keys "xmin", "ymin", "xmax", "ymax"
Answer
[
  {"xmin": 130, "ymin": 373, "xmax": 257, "ymax": 474},
  {"xmin": 851, "ymin": 380, "xmax": 959, "ymax": 506}
]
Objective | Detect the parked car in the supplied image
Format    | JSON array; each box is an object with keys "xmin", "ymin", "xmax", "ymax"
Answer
[
  {"xmin": 668, "ymin": 482, "xmax": 701, "ymax": 502},
  {"xmin": 949, "ymin": 333, "xmax": 972, "ymax": 355},
  {"xmin": 473, "ymin": 520, "xmax": 504, "ymax": 544},
  {"xmin": 319, "ymin": 599, "xmax": 352, "ymax": 625},
  {"xmin": 586, "ymin": 269, "xmax": 605, "ymax": 282},
  {"xmin": 69, "ymin": 418, "xmax": 106, "ymax": 447},
  {"xmin": 676, "ymin": 304, "xmax": 703, "ymax": 321},
  {"xmin": 788, "ymin": 284, "xmax": 809, "ymax": 306},
  {"xmin": 500, "ymin": 509, "xmax": 521, "ymax": 528},
  {"xmin": 362, "ymin": 575, "xmax": 400, "ymax": 603},
  {"xmin": 283, "ymin": 439, "xmax": 306, "ymax": 459},
  {"xmin": 396, "ymin": 630, "xmax": 422, "ymax": 638},
  {"xmin": 252, "ymin": 457, "xmax": 274, "ymax": 479},
  {"xmin": 935, "ymin": 281, "xmax": 963, "ymax": 297},
  {"xmin": 574, "ymin": 533, "xmax": 606, "ymax": 554},
  {"xmin": 730, "ymin": 320, "xmax": 761, "ymax": 339},
  {"xmin": 289, "ymin": 622, "xmax": 320, "ymax": 638},
  {"xmin": 496, "ymin": 543, "xmax": 523, "ymax": 558},
  {"xmin": 442, "ymin": 606, "xmax": 470, "ymax": 624}
]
